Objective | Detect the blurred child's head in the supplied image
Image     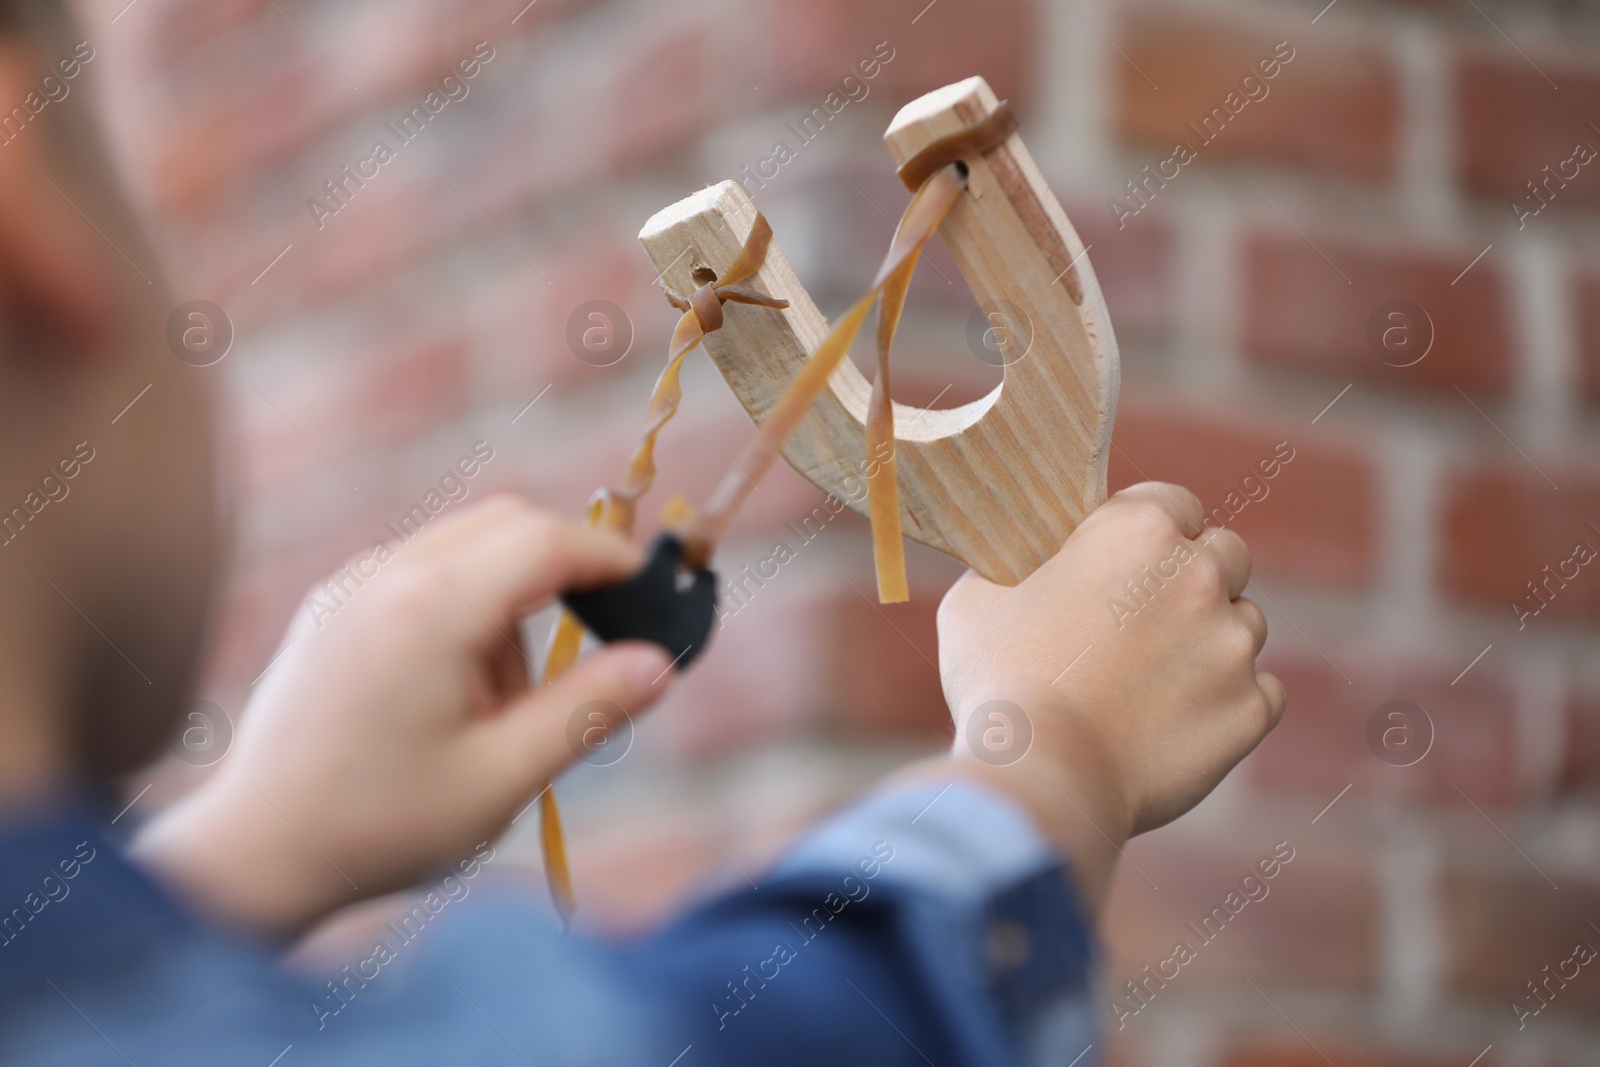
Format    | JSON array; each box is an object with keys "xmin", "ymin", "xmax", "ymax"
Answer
[{"xmin": 0, "ymin": 1, "xmax": 223, "ymax": 802}]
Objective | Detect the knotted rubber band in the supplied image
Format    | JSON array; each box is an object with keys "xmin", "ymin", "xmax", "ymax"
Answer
[
  {"xmin": 895, "ymin": 100, "xmax": 1019, "ymax": 191},
  {"xmin": 688, "ymin": 284, "xmax": 724, "ymax": 333}
]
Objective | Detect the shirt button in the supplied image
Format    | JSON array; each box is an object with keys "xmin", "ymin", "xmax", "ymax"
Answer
[{"xmin": 986, "ymin": 920, "xmax": 1031, "ymax": 972}]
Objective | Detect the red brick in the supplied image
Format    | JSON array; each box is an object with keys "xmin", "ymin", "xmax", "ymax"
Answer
[
  {"xmin": 194, "ymin": 562, "xmax": 288, "ymax": 700},
  {"xmin": 331, "ymin": 339, "xmax": 472, "ymax": 454},
  {"xmin": 793, "ymin": 166, "xmax": 982, "ymax": 313},
  {"xmin": 1560, "ymin": 688, "xmax": 1600, "ymax": 795},
  {"xmin": 196, "ymin": 533, "xmax": 358, "ymax": 697},
  {"xmin": 608, "ymin": 27, "xmax": 710, "ymax": 172},
  {"xmin": 652, "ymin": 587, "xmax": 834, "ymax": 760},
  {"xmin": 334, "ymin": 0, "xmax": 597, "ymax": 102},
  {"xmin": 291, "ymin": 188, "xmax": 463, "ymax": 311},
  {"xmin": 475, "ymin": 231, "xmax": 656, "ymax": 397},
  {"xmin": 1222, "ymin": 1041, "xmax": 1492, "ymax": 1067},
  {"xmin": 761, "ymin": 0, "xmax": 1038, "ymax": 115},
  {"xmin": 816, "ymin": 593, "xmax": 947, "ymax": 738},
  {"xmin": 1109, "ymin": 398, "xmax": 1378, "ymax": 588},
  {"xmin": 1455, "ymin": 51, "xmax": 1600, "ymax": 212},
  {"xmin": 202, "ymin": 491, "xmax": 445, "ymax": 682},
  {"xmin": 239, "ymin": 332, "xmax": 472, "ymax": 500},
  {"xmin": 193, "ymin": 184, "xmax": 450, "ymax": 318},
  {"xmin": 648, "ymin": 552, "xmax": 955, "ymax": 760},
  {"xmin": 1116, "ymin": 11, "xmax": 1398, "ymax": 181},
  {"xmin": 1440, "ymin": 461, "xmax": 1600, "ymax": 624},
  {"xmin": 1247, "ymin": 656, "xmax": 1524, "ymax": 808},
  {"xmin": 1443, "ymin": 866, "xmax": 1600, "ymax": 1020},
  {"xmin": 1241, "ymin": 232, "xmax": 1515, "ymax": 398},
  {"xmin": 154, "ymin": 56, "xmax": 343, "ymax": 213},
  {"xmin": 513, "ymin": 390, "xmax": 861, "ymax": 546},
  {"xmin": 1102, "ymin": 838, "xmax": 1378, "ymax": 997},
  {"xmin": 1062, "ymin": 194, "xmax": 1176, "ymax": 341},
  {"xmin": 788, "ymin": 170, "xmax": 1174, "ymax": 362},
  {"xmin": 148, "ymin": 0, "xmax": 598, "ymax": 212},
  {"xmin": 1573, "ymin": 273, "xmax": 1600, "ymax": 405}
]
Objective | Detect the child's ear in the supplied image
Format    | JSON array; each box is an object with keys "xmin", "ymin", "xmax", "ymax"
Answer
[{"xmin": 0, "ymin": 43, "xmax": 117, "ymax": 358}]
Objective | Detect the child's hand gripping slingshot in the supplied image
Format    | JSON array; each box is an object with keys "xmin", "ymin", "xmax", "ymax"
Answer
[{"xmin": 541, "ymin": 76, "xmax": 1120, "ymax": 922}]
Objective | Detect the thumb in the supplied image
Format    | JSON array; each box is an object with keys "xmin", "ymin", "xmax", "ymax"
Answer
[{"xmin": 473, "ymin": 641, "xmax": 676, "ymax": 792}]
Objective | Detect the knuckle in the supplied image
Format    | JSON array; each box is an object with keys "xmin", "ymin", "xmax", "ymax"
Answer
[
  {"xmin": 1117, "ymin": 500, "xmax": 1180, "ymax": 546},
  {"xmin": 1225, "ymin": 623, "xmax": 1259, "ymax": 670},
  {"xmin": 478, "ymin": 492, "xmax": 538, "ymax": 522},
  {"xmin": 528, "ymin": 508, "xmax": 564, "ymax": 537},
  {"xmin": 1203, "ymin": 525, "xmax": 1234, "ymax": 551},
  {"xmin": 483, "ymin": 490, "xmax": 532, "ymax": 510},
  {"xmin": 1161, "ymin": 481, "xmax": 1203, "ymax": 516},
  {"xmin": 1244, "ymin": 689, "xmax": 1276, "ymax": 733},
  {"xmin": 1184, "ymin": 551, "xmax": 1227, "ymax": 599},
  {"xmin": 1221, "ymin": 529, "xmax": 1255, "ymax": 572},
  {"xmin": 374, "ymin": 564, "xmax": 442, "ymax": 614}
]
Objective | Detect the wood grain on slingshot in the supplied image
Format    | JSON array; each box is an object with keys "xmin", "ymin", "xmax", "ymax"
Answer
[{"xmin": 637, "ymin": 76, "xmax": 1119, "ymax": 586}]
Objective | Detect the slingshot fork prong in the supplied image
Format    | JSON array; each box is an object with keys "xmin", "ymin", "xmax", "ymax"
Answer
[{"xmin": 637, "ymin": 76, "xmax": 1119, "ymax": 586}]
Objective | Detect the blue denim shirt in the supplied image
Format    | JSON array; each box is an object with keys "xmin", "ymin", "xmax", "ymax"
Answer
[{"xmin": 0, "ymin": 782, "xmax": 1096, "ymax": 1066}]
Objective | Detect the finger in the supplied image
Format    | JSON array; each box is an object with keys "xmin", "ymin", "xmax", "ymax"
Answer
[
  {"xmin": 489, "ymin": 631, "xmax": 533, "ymax": 700},
  {"xmin": 471, "ymin": 642, "xmax": 675, "ymax": 793},
  {"xmin": 444, "ymin": 510, "xmax": 645, "ymax": 621},
  {"xmin": 1257, "ymin": 670, "xmax": 1287, "ymax": 727},
  {"xmin": 1235, "ymin": 597, "xmax": 1268, "ymax": 655},
  {"xmin": 1201, "ymin": 527, "xmax": 1253, "ymax": 600},
  {"xmin": 1107, "ymin": 482, "xmax": 1205, "ymax": 538},
  {"xmin": 394, "ymin": 493, "xmax": 535, "ymax": 561}
]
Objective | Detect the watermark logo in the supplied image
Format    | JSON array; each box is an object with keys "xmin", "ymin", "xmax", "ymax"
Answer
[
  {"xmin": 566, "ymin": 300, "xmax": 634, "ymax": 368},
  {"xmin": 965, "ymin": 300, "xmax": 1034, "ymax": 368},
  {"xmin": 170, "ymin": 700, "xmax": 232, "ymax": 767},
  {"xmin": 166, "ymin": 300, "xmax": 233, "ymax": 367},
  {"xmin": 963, "ymin": 699, "xmax": 1033, "ymax": 766},
  {"xmin": 566, "ymin": 699, "xmax": 634, "ymax": 767},
  {"xmin": 1365, "ymin": 300, "xmax": 1432, "ymax": 368},
  {"xmin": 1365, "ymin": 699, "xmax": 1433, "ymax": 768}
]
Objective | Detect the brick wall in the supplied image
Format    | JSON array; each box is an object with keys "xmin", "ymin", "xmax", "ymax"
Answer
[{"xmin": 77, "ymin": 0, "xmax": 1600, "ymax": 1062}]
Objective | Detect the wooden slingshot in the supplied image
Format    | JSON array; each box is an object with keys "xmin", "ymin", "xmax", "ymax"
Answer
[
  {"xmin": 636, "ymin": 75, "xmax": 1119, "ymax": 586},
  {"xmin": 541, "ymin": 76, "xmax": 1120, "ymax": 922}
]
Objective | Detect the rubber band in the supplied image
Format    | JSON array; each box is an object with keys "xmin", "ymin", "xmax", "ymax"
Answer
[
  {"xmin": 535, "ymin": 219, "xmax": 788, "ymax": 924},
  {"xmin": 538, "ymin": 101, "xmax": 1017, "ymax": 917},
  {"xmin": 895, "ymin": 100, "xmax": 1019, "ymax": 191},
  {"xmin": 672, "ymin": 164, "xmax": 967, "ymax": 569}
]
